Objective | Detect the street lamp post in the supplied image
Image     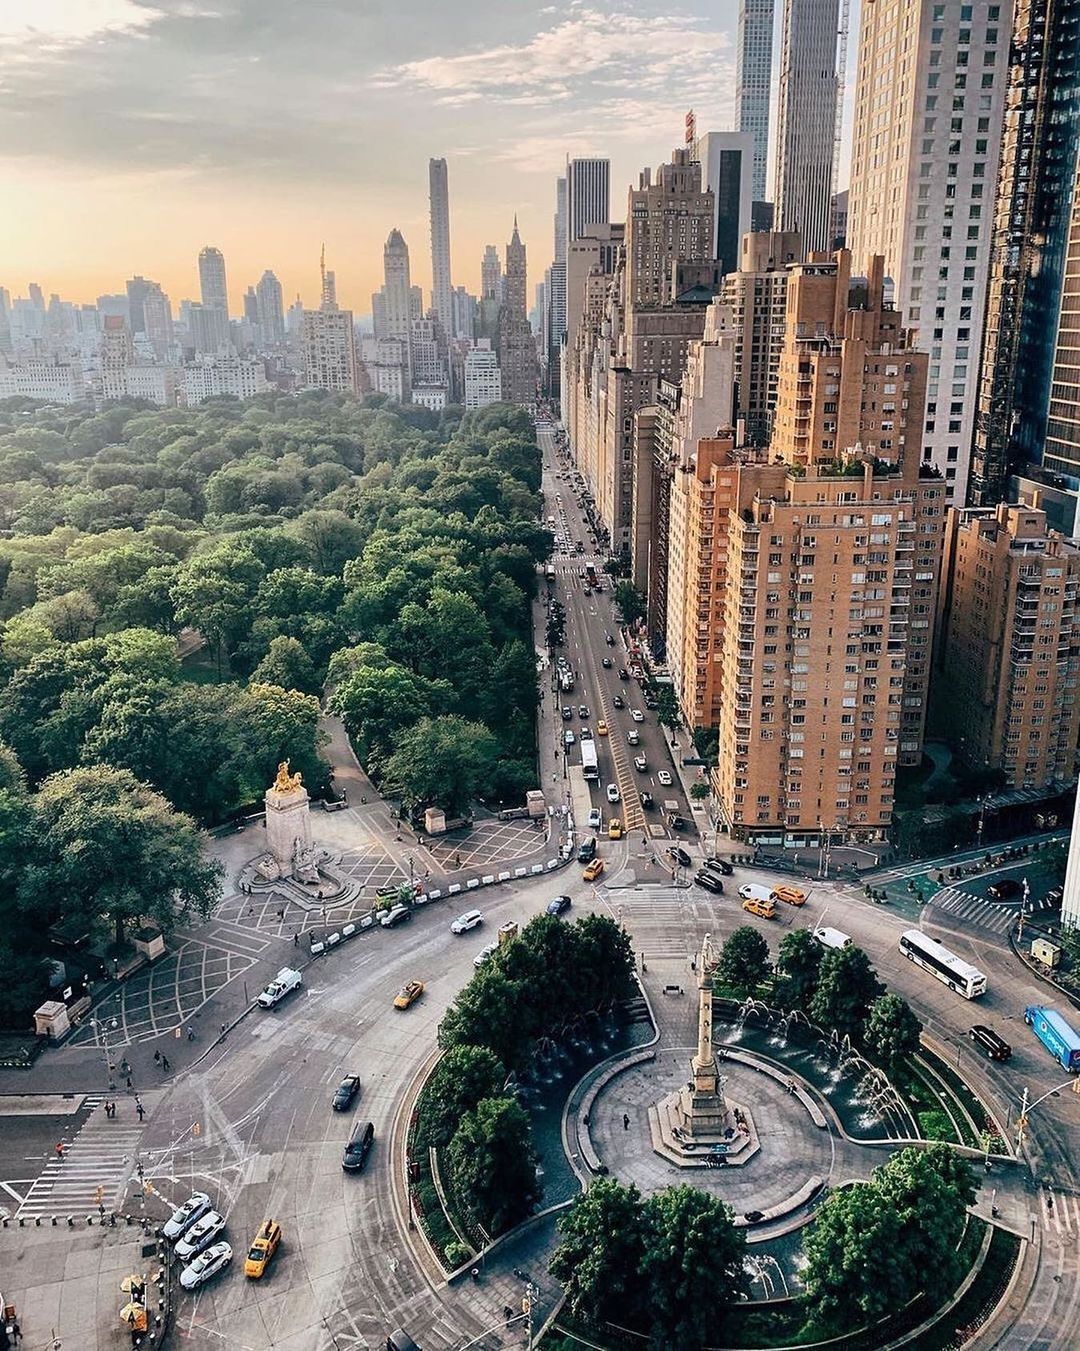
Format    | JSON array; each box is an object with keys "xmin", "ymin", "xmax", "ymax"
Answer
[{"xmin": 1014, "ymin": 1077, "xmax": 1080, "ymax": 1154}]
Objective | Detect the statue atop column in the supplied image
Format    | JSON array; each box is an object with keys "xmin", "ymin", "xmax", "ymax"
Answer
[{"xmin": 691, "ymin": 932, "xmax": 723, "ymax": 1101}]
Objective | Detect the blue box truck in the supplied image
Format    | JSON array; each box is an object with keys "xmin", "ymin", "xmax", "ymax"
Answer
[{"xmin": 1024, "ymin": 1006, "xmax": 1080, "ymax": 1072}]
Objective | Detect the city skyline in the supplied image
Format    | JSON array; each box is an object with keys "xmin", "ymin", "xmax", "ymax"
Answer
[{"xmin": 0, "ymin": 0, "xmax": 749, "ymax": 310}]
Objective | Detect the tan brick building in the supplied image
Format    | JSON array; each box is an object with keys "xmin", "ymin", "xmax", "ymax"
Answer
[
  {"xmin": 935, "ymin": 503, "xmax": 1080, "ymax": 789},
  {"xmin": 667, "ymin": 251, "xmax": 946, "ymax": 844}
]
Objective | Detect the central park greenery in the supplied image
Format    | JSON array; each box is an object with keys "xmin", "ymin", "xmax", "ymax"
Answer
[
  {"xmin": 411, "ymin": 911, "xmax": 635, "ymax": 1250},
  {"xmin": 0, "ymin": 393, "xmax": 548, "ymax": 1021}
]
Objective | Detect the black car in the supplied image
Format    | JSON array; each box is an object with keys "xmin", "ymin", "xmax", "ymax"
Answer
[
  {"xmin": 612, "ymin": 694, "xmax": 625, "ymax": 709},
  {"xmin": 332, "ymin": 1075, "xmax": 361, "ymax": 1111},
  {"xmin": 618, "ymin": 668, "xmax": 630, "ymax": 680},
  {"xmin": 987, "ymin": 878, "xmax": 1023, "ymax": 901},
  {"xmin": 342, "ymin": 1120, "xmax": 375, "ymax": 1172},
  {"xmin": 695, "ymin": 871, "xmax": 724, "ymax": 894},
  {"xmin": 667, "ymin": 846, "xmax": 692, "ymax": 868},
  {"xmin": 547, "ymin": 895, "xmax": 572, "ymax": 916},
  {"xmin": 577, "ymin": 837, "xmax": 597, "ymax": 863},
  {"xmin": 703, "ymin": 857, "xmax": 734, "ymax": 876},
  {"xmin": 969, "ymin": 1025, "xmax": 1012, "ymax": 1061},
  {"xmin": 640, "ymin": 791, "xmax": 654, "ymax": 809},
  {"xmin": 605, "ymin": 633, "xmax": 616, "ymax": 646}
]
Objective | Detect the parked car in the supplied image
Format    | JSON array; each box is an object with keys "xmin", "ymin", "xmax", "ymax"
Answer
[
  {"xmin": 342, "ymin": 1121, "xmax": 375, "ymax": 1172},
  {"xmin": 583, "ymin": 858, "xmax": 606, "ymax": 882},
  {"xmin": 473, "ymin": 942, "xmax": 498, "ymax": 967},
  {"xmin": 547, "ymin": 895, "xmax": 573, "ymax": 916},
  {"xmin": 607, "ymin": 783, "xmax": 621, "ymax": 803},
  {"xmin": 563, "ymin": 729, "xmax": 576, "ymax": 747},
  {"xmin": 656, "ymin": 770, "xmax": 673, "ymax": 787},
  {"xmin": 393, "ymin": 980, "xmax": 425, "ymax": 1009},
  {"xmin": 667, "ymin": 846, "xmax": 692, "ymax": 868},
  {"xmin": 587, "ymin": 807, "xmax": 603, "ymax": 830},
  {"xmin": 987, "ymin": 878, "xmax": 1023, "ymax": 901},
  {"xmin": 164, "ymin": 1192, "xmax": 212, "ymax": 1242},
  {"xmin": 175, "ymin": 1211, "xmax": 226, "ymax": 1262},
  {"xmin": 331, "ymin": 1075, "xmax": 361, "ymax": 1111},
  {"xmin": 180, "ymin": 1241, "xmax": 233, "ymax": 1291},
  {"xmin": 450, "ymin": 909, "xmax": 483, "ymax": 934}
]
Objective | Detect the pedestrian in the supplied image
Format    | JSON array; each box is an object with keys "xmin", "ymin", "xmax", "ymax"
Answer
[
  {"xmin": 293, "ymin": 932, "xmax": 300, "ymax": 947},
  {"xmin": 690, "ymin": 957, "xmax": 697, "ymax": 973},
  {"xmin": 153, "ymin": 1050, "xmax": 161, "ymax": 1066},
  {"xmin": 11, "ymin": 1318, "xmax": 21, "ymax": 1343},
  {"xmin": 221, "ymin": 1022, "xmax": 227, "ymax": 1037},
  {"xmin": 187, "ymin": 1026, "xmax": 195, "ymax": 1042},
  {"xmin": 120, "ymin": 1057, "xmax": 130, "ymax": 1075},
  {"xmin": 55, "ymin": 1141, "xmax": 65, "ymax": 1160},
  {"xmin": 623, "ymin": 1113, "xmax": 630, "ymax": 1131},
  {"xmin": 277, "ymin": 907, "xmax": 284, "ymax": 921},
  {"xmin": 125, "ymin": 1075, "xmax": 133, "ymax": 1090},
  {"xmin": 161, "ymin": 1055, "xmax": 170, "ymax": 1072},
  {"xmin": 136, "ymin": 1102, "xmax": 145, "ymax": 1122}
]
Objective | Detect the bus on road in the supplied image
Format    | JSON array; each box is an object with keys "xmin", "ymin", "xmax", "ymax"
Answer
[
  {"xmin": 581, "ymin": 740, "xmax": 599, "ymax": 782},
  {"xmin": 899, "ymin": 929, "xmax": 987, "ymax": 999}
]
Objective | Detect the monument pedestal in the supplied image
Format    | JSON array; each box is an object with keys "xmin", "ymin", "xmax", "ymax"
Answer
[{"xmin": 264, "ymin": 764, "xmax": 313, "ymax": 881}]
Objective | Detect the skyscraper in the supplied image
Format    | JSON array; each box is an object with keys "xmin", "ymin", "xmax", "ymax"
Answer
[
  {"xmin": 498, "ymin": 220, "xmax": 539, "ymax": 406},
  {"xmin": 429, "ymin": 158, "xmax": 454, "ymax": 339},
  {"xmin": 735, "ymin": 0, "xmax": 776, "ymax": 203},
  {"xmin": 377, "ymin": 229, "xmax": 412, "ymax": 344},
  {"xmin": 125, "ymin": 276, "xmax": 153, "ymax": 336},
  {"xmin": 301, "ymin": 308, "xmax": 358, "ymax": 393},
  {"xmin": 566, "ymin": 159, "xmax": 610, "ymax": 248},
  {"xmin": 773, "ymin": 0, "xmax": 840, "ymax": 254},
  {"xmin": 198, "ymin": 246, "xmax": 228, "ymax": 315},
  {"xmin": 141, "ymin": 282, "xmax": 173, "ymax": 360},
  {"xmin": 546, "ymin": 174, "xmax": 569, "ymax": 398},
  {"xmin": 1044, "ymin": 153, "xmax": 1080, "ymax": 480},
  {"xmin": 847, "ymin": 0, "xmax": 1012, "ymax": 501},
  {"xmin": 479, "ymin": 244, "xmax": 503, "ymax": 340},
  {"xmin": 320, "ymin": 246, "xmax": 338, "ymax": 312},
  {"xmin": 256, "ymin": 270, "xmax": 285, "ymax": 347},
  {"xmin": 693, "ymin": 131, "xmax": 754, "ymax": 276},
  {"xmin": 969, "ymin": 0, "xmax": 1080, "ymax": 504},
  {"xmin": 243, "ymin": 287, "xmax": 259, "ymax": 327}
]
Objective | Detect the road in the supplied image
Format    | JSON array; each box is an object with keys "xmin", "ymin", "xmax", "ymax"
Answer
[{"xmin": 1, "ymin": 417, "xmax": 1076, "ymax": 1350}]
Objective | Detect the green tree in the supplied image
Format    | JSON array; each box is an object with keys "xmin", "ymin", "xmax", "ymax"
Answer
[
  {"xmin": 329, "ymin": 662, "xmax": 439, "ymax": 769},
  {"xmin": 689, "ymin": 781, "xmax": 710, "ymax": 801},
  {"xmin": 639, "ymin": 1186, "xmax": 748, "ymax": 1346},
  {"xmin": 613, "ymin": 580, "xmax": 645, "ymax": 624},
  {"xmin": 437, "ymin": 966, "xmax": 535, "ymax": 1069},
  {"xmin": 251, "ymin": 635, "xmax": 320, "ymax": 695},
  {"xmin": 715, "ymin": 925, "xmax": 772, "ymax": 996},
  {"xmin": 29, "ymin": 766, "xmax": 223, "ymax": 948},
  {"xmin": 416, "ymin": 1044, "xmax": 505, "ymax": 1148},
  {"xmin": 809, "ymin": 945, "xmax": 883, "ymax": 1039},
  {"xmin": 774, "ymin": 928, "xmax": 824, "ymax": 1010},
  {"xmin": 550, "ymin": 1179, "xmax": 646, "ymax": 1329},
  {"xmin": 447, "ymin": 1095, "xmax": 540, "ymax": 1236},
  {"xmin": 382, "ymin": 715, "xmax": 497, "ymax": 816},
  {"xmin": 655, "ymin": 686, "xmax": 679, "ymax": 732},
  {"xmin": 864, "ymin": 993, "xmax": 923, "ymax": 1076},
  {"xmin": 803, "ymin": 1144, "xmax": 976, "ymax": 1327}
]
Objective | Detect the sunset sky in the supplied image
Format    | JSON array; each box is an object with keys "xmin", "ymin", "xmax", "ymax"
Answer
[{"xmin": 0, "ymin": 1, "xmax": 853, "ymax": 316}]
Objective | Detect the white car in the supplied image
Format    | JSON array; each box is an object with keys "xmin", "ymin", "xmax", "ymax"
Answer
[
  {"xmin": 588, "ymin": 808, "xmax": 603, "ymax": 830},
  {"xmin": 634, "ymin": 755, "xmax": 648, "ymax": 772},
  {"xmin": 379, "ymin": 904, "xmax": 412, "ymax": 927},
  {"xmin": 657, "ymin": 770, "xmax": 673, "ymax": 787},
  {"xmin": 563, "ymin": 730, "xmax": 576, "ymax": 747},
  {"xmin": 474, "ymin": 942, "xmax": 499, "ymax": 968},
  {"xmin": 606, "ymin": 783, "xmax": 621, "ymax": 803},
  {"xmin": 451, "ymin": 909, "xmax": 483, "ymax": 934},
  {"xmin": 631, "ymin": 709, "xmax": 645, "ymax": 723},
  {"xmin": 163, "ymin": 1192, "xmax": 211, "ymax": 1241},
  {"xmin": 175, "ymin": 1210, "xmax": 226, "ymax": 1262},
  {"xmin": 179, "ymin": 1240, "xmax": 233, "ymax": 1291},
  {"xmin": 626, "ymin": 729, "xmax": 640, "ymax": 746}
]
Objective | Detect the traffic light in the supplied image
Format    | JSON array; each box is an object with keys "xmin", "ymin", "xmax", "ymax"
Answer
[{"xmin": 192, "ymin": 1122, "xmax": 201, "ymax": 1136}]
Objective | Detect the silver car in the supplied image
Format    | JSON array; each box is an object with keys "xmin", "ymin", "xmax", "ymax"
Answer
[
  {"xmin": 175, "ymin": 1210, "xmax": 226, "ymax": 1262},
  {"xmin": 163, "ymin": 1191, "xmax": 211, "ymax": 1241},
  {"xmin": 179, "ymin": 1240, "xmax": 232, "ymax": 1291}
]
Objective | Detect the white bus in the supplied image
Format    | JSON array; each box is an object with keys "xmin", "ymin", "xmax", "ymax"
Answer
[{"xmin": 899, "ymin": 929, "xmax": 987, "ymax": 999}]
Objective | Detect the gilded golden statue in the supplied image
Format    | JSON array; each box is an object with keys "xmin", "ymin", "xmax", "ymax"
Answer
[{"xmin": 272, "ymin": 760, "xmax": 303, "ymax": 793}]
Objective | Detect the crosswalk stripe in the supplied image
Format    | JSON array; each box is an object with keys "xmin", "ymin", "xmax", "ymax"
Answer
[{"xmin": 16, "ymin": 1108, "xmax": 141, "ymax": 1216}]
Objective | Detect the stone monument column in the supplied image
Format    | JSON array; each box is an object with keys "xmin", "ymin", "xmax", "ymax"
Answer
[
  {"xmin": 264, "ymin": 762, "xmax": 311, "ymax": 880},
  {"xmin": 691, "ymin": 932, "xmax": 721, "ymax": 1098}
]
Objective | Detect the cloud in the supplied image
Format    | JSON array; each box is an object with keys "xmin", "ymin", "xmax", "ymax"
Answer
[
  {"xmin": 0, "ymin": 0, "xmax": 163, "ymax": 45},
  {"xmin": 379, "ymin": 6, "xmax": 730, "ymax": 108}
]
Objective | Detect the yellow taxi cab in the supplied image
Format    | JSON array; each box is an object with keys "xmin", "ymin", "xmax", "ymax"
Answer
[
  {"xmin": 596, "ymin": 720, "xmax": 609, "ymax": 736},
  {"xmin": 741, "ymin": 896, "xmax": 777, "ymax": 920},
  {"xmin": 583, "ymin": 858, "xmax": 606, "ymax": 882},
  {"xmin": 243, "ymin": 1219, "xmax": 281, "ymax": 1278},
  {"xmin": 608, "ymin": 818, "xmax": 623, "ymax": 840},
  {"xmin": 393, "ymin": 980, "xmax": 425, "ymax": 1009},
  {"xmin": 772, "ymin": 885, "xmax": 807, "ymax": 906}
]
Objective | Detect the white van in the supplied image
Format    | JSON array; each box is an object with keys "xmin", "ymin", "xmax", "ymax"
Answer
[
  {"xmin": 738, "ymin": 883, "xmax": 774, "ymax": 906},
  {"xmin": 812, "ymin": 926, "xmax": 853, "ymax": 951},
  {"xmin": 257, "ymin": 967, "xmax": 302, "ymax": 1007}
]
